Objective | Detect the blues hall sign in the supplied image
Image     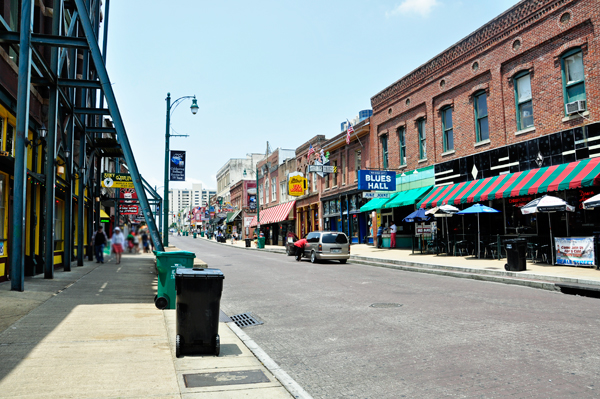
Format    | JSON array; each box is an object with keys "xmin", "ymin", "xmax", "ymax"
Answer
[{"xmin": 357, "ymin": 170, "xmax": 396, "ymax": 191}]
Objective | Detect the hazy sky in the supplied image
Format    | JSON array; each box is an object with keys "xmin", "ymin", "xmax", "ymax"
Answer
[{"xmin": 105, "ymin": 0, "xmax": 520, "ymax": 191}]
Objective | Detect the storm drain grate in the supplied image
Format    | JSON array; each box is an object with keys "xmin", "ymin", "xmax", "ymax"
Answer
[
  {"xmin": 370, "ymin": 303, "xmax": 403, "ymax": 308},
  {"xmin": 230, "ymin": 312, "xmax": 263, "ymax": 328}
]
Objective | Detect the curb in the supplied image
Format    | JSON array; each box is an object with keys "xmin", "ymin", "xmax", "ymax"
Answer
[
  {"xmin": 193, "ymin": 236, "xmax": 600, "ymax": 293},
  {"xmin": 227, "ymin": 322, "xmax": 313, "ymax": 399}
]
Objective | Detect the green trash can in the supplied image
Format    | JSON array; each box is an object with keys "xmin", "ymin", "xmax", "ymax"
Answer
[
  {"xmin": 200, "ymin": 232, "xmax": 204, "ymax": 237},
  {"xmin": 193, "ymin": 233, "xmax": 197, "ymax": 239},
  {"xmin": 257, "ymin": 237, "xmax": 265, "ymax": 249},
  {"xmin": 155, "ymin": 251, "xmax": 195, "ymax": 309}
]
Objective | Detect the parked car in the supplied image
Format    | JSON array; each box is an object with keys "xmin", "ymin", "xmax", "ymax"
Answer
[{"xmin": 299, "ymin": 231, "xmax": 350, "ymax": 263}]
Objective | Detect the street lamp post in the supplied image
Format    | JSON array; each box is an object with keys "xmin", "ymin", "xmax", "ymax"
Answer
[{"xmin": 164, "ymin": 92, "xmax": 199, "ymax": 247}]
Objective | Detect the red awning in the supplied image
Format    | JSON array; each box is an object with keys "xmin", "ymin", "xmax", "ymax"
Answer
[{"xmin": 250, "ymin": 201, "xmax": 296, "ymax": 227}]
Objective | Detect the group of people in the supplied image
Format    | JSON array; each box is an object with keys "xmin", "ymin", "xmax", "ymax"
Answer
[
  {"xmin": 93, "ymin": 225, "xmax": 153, "ymax": 265},
  {"xmin": 376, "ymin": 222, "xmax": 397, "ymax": 249}
]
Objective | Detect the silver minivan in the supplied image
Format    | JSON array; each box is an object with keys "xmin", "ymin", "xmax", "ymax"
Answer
[{"xmin": 303, "ymin": 231, "xmax": 350, "ymax": 263}]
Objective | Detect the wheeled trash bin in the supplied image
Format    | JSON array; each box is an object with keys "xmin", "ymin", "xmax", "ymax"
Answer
[
  {"xmin": 245, "ymin": 238, "xmax": 251, "ymax": 247},
  {"xmin": 257, "ymin": 237, "xmax": 265, "ymax": 249},
  {"xmin": 175, "ymin": 267, "xmax": 224, "ymax": 357},
  {"xmin": 504, "ymin": 238, "xmax": 527, "ymax": 271},
  {"xmin": 193, "ymin": 232, "xmax": 197, "ymax": 239},
  {"xmin": 155, "ymin": 251, "xmax": 196, "ymax": 309}
]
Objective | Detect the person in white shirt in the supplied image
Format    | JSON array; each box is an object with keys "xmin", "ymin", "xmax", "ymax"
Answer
[
  {"xmin": 390, "ymin": 222, "xmax": 397, "ymax": 249},
  {"xmin": 111, "ymin": 227, "xmax": 125, "ymax": 264}
]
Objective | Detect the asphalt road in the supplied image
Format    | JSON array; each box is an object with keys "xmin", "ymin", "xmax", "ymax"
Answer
[{"xmin": 171, "ymin": 236, "xmax": 600, "ymax": 399}]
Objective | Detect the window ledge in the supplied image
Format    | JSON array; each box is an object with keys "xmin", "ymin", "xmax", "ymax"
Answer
[
  {"xmin": 398, "ymin": 164, "xmax": 407, "ymax": 169},
  {"xmin": 418, "ymin": 158, "xmax": 428, "ymax": 163},
  {"xmin": 441, "ymin": 150, "xmax": 455, "ymax": 157},
  {"xmin": 474, "ymin": 139, "xmax": 491, "ymax": 148},
  {"xmin": 562, "ymin": 111, "xmax": 589, "ymax": 122},
  {"xmin": 515, "ymin": 127, "xmax": 535, "ymax": 136}
]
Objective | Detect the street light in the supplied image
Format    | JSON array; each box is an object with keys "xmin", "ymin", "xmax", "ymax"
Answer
[{"xmin": 163, "ymin": 92, "xmax": 198, "ymax": 247}]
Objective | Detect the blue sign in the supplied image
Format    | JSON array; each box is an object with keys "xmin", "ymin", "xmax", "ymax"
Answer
[{"xmin": 358, "ymin": 170, "xmax": 396, "ymax": 191}]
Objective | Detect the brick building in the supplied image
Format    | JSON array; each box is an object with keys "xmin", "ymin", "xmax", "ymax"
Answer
[
  {"xmin": 295, "ymin": 135, "xmax": 327, "ymax": 238},
  {"xmin": 369, "ymin": 0, "xmax": 600, "ymax": 251}
]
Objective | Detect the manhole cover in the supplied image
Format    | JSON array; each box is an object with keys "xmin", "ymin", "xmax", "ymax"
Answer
[
  {"xmin": 230, "ymin": 312, "xmax": 263, "ymax": 328},
  {"xmin": 370, "ymin": 303, "xmax": 403, "ymax": 308}
]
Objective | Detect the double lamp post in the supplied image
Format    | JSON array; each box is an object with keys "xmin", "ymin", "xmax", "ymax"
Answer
[{"xmin": 164, "ymin": 93, "xmax": 199, "ymax": 247}]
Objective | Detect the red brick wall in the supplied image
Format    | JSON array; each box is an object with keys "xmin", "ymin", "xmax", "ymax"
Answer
[{"xmin": 370, "ymin": 0, "xmax": 599, "ymax": 172}]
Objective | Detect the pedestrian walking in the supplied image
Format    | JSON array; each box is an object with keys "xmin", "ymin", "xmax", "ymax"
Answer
[
  {"xmin": 132, "ymin": 232, "xmax": 140, "ymax": 254},
  {"xmin": 112, "ymin": 227, "xmax": 125, "ymax": 264},
  {"xmin": 376, "ymin": 225, "xmax": 384, "ymax": 249},
  {"xmin": 92, "ymin": 226, "xmax": 107, "ymax": 263},
  {"xmin": 390, "ymin": 221, "xmax": 397, "ymax": 249},
  {"xmin": 293, "ymin": 237, "xmax": 308, "ymax": 261},
  {"xmin": 141, "ymin": 231, "xmax": 149, "ymax": 253},
  {"xmin": 126, "ymin": 231, "xmax": 134, "ymax": 253}
]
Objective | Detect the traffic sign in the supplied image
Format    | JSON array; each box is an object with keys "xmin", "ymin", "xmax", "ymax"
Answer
[
  {"xmin": 308, "ymin": 165, "xmax": 323, "ymax": 173},
  {"xmin": 362, "ymin": 192, "xmax": 391, "ymax": 199}
]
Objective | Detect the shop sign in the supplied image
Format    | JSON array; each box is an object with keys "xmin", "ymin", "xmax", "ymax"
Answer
[
  {"xmin": 579, "ymin": 188, "xmax": 597, "ymax": 209},
  {"xmin": 555, "ymin": 237, "xmax": 595, "ymax": 266},
  {"xmin": 357, "ymin": 170, "xmax": 396, "ymax": 191},
  {"xmin": 119, "ymin": 205, "xmax": 139, "ymax": 215},
  {"xmin": 363, "ymin": 192, "xmax": 391, "ymax": 199},
  {"xmin": 508, "ymin": 196, "xmax": 534, "ymax": 208},
  {"xmin": 416, "ymin": 225, "xmax": 432, "ymax": 235},
  {"xmin": 244, "ymin": 217, "xmax": 253, "ymax": 227},
  {"xmin": 289, "ymin": 176, "xmax": 307, "ymax": 197},
  {"xmin": 102, "ymin": 173, "xmax": 134, "ymax": 188}
]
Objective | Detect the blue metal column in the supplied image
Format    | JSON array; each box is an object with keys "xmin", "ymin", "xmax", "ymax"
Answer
[
  {"xmin": 77, "ymin": 134, "xmax": 86, "ymax": 266},
  {"xmin": 63, "ymin": 115, "xmax": 75, "ymax": 271},
  {"xmin": 163, "ymin": 93, "xmax": 170, "ymax": 247},
  {"xmin": 10, "ymin": 0, "xmax": 35, "ymax": 291},
  {"xmin": 74, "ymin": 0, "xmax": 164, "ymax": 251}
]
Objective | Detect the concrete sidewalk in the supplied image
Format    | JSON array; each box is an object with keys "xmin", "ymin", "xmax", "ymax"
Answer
[
  {"xmin": 0, "ymin": 253, "xmax": 307, "ymax": 398},
  {"xmin": 199, "ymin": 234, "xmax": 600, "ymax": 290}
]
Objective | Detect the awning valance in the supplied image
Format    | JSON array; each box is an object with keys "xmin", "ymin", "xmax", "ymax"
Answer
[
  {"xmin": 418, "ymin": 157, "xmax": 600, "ymax": 209},
  {"xmin": 226, "ymin": 209, "xmax": 242, "ymax": 223},
  {"xmin": 383, "ymin": 186, "xmax": 433, "ymax": 209},
  {"xmin": 250, "ymin": 201, "xmax": 296, "ymax": 227},
  {"xmin": 359, "ymin": 197, "xmax": 393, "ymax": 213}
]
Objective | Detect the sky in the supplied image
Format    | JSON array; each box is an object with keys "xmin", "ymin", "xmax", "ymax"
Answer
[{"xmin": 105, "ymin": 0, "xmax": 520, "ymax": 191}]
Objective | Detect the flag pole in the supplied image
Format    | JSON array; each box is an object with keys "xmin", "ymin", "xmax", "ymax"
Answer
[{"xmin": 347, "ymin": 119, "xmax": 364, "ymax": 147}]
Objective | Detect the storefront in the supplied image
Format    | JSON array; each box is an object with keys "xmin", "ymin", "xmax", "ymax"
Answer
[
  {"xmin": 225, "ymin": 210, "xmax": 243, "ymax": 236},
  {"xmin": 250, "ymin": 201, "xmax": 296, "ymax": 245},
  {"xmin": 321, "ymin": 193, "xmax": 369, "ymax": 243}
]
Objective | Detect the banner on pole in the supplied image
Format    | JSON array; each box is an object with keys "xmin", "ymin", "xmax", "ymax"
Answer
[{"xmin": 169, "ymin": 150, "xmax": 186, "ymax": 181}]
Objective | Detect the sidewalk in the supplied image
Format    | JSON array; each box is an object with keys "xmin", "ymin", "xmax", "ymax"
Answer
[
  {"xmin": 199, "ymin": 235, "xmax": 600, "ymax": 291},
  {"xmin": 0, "ymin": 253, "xmax": 307, "ymax": 398}
]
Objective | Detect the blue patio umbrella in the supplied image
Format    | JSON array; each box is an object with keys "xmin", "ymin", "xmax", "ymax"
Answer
[
  {"xmin": 403, "ymin": 208, "xmax": 431, "ymax": 223},
  {"xmin": 457, "ymin": 204, "xmax": 501, "ymax": 259}
]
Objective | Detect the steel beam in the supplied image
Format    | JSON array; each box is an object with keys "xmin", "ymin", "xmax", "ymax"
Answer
[
  {"xmin": 10, "ymin": 0, "xmax": 35, "ymax": 291},
  {"xmin": 75, "ymin": 0, "xmax": 163, "ymax": 251},
  {"xmin": 63, "ymin": 115, "xmax": 75, "ymax": 271},
  {"xmin": 77, "ymin": 134, "xmax": 85, "ymax": 266},
  {"xmin": 0, "ymin": 31, "xmax": 89, "ymax": 49},
  {"xmin": 74, "ymin": 107, "xmax": 110, "ymax": 115}
]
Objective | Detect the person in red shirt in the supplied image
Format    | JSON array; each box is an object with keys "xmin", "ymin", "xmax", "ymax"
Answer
[{"xmin": 293, "ymin": 237, "xmax": 308, "ymax": 262}]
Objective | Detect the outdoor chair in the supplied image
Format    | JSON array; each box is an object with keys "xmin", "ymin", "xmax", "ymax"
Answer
[{"xmin": 455, "ymin": 240, "xmax": 468, "ymax": 256}]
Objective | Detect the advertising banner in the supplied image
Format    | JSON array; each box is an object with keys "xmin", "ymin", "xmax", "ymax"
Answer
[
  {"xmin": 555, "ymin": 237, "xmax": 595, "ymax": 266},
  {"xmin": 119, "ymin": 205, "xmax": 139, "ymax": 215},
  {"xmin": 102, "ymin": 173, "xmax": 134, "ymax": 188},
  {"xmin": 289, "ymin": 175, "xmax": 307, "ymax": 197},
  {"xmin": 169, "ymin": 150, "xmax": 186, "ymax": 181},
  {"xmin": 357, "ymin": 170, "xmax": 396, "ymax": 191}
]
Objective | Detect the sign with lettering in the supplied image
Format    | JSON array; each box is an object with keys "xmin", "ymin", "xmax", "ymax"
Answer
[
  {"xmin": 357, "ymin": 170, "xmax": 396, "ymax": 191},
  {"xmin": 119, "ymin": 205, "xmax": 139, "ymax": 215},
  {"xmin": 555, "ymin": 237, "xmax": 595, "ymax": 266},
  {"xmin": 169, "ymin": 150, "xmax": 186, "ymax": 181},
  {"xmin": 102, "ymin": 173, "xmax": 134, "ymax": 188},
  {"xmin": 363, "ymin": 192, "xmax": 391, "ymax": 199},
  {"xmin": 508, "ymin": 196, "xmax": 534, "ymax": 208},
  {"xmin": 288, "ymin": 176, "xmax": 307, "ymax": 197},
  {"xmin": 416, "ymin": 225, "xmax": 432, "ymax": 235}
]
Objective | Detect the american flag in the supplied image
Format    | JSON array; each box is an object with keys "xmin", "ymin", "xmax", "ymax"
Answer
[
  {"xmin": 307, "ymin": 144, "xmax": 315, "ymax": 158},
  {"xmin": 346, "ymin": 120, "xmax": 354, "ymax": 145}
]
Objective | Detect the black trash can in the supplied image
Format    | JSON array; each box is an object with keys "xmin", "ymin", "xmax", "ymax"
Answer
[
  {"xmin": 245, "ymin": 238, "xmax": 251, "ymax": 247},
  {"xmin": 504, "ymin": 238, "xmax": 527, "ymax": 271},
  {"xmin": 175, "ymin": 267, "xmax": 225, "ymax": 357}
]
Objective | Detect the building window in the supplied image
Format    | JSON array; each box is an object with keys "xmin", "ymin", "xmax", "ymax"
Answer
[
  {"xmin": 355, "ymin": 150, "xmax": 361, "ymax": 177},
  {"xmin": 280, "ymin": 181, "xmax": 286, "ymax": 202},
  {"xmin": 418, "ymin": 119, "xmax": 426, "ymax": 160},
  {"xmin": 474, "ymin": 91, "xmax": 489, "ymax": 142},
  {"xmin": 306, "ymin": 171, "xmax": 311, "ymax": 194},
  {"xmin": 312, "ymin": 172, "xmax": 317, "ymax": 192},
  {"xmin": 0, "ymin": 173, "xmax": 6, "ymax": 240},
  {"xmin": 332, "ymin": 160, "xmax": 338, "ymax": 187},
  {"xmin": 264, "ymin": 178, "xmax": 269, "ymax": 203},
  {"xmin": 398, "ymin": 126, "xmax": 406, "ymax": 166},
  {"xmin": 272, "ymin": 177, "xmax": 276, "ymax": 201},
  {"xmin": 561, "ymin": 48, "xmax": 586, "ymax": 111},
  {"xmin": 259, "ymin": 184, "xmax": 263, "ymax": 204},
  {"xmin": 325, "ymin": 167, "xmax": 330, "ymax": 190},
  {"xmin": 381, "ymin": 135, "xmax": 388, "ymax": 169},
  {"xmin": 515, "ymin": 73, "xmax": 534, "ymax": 130},
  {"xmin": 5, "ymin": 123, "xmax": 14, "ymax": 156},
  {"xmin": 441, "ymin": 107, "xmax": 454, "ymax": 152},
  {"xmin": 54, "ymin": 199, "xmax": 64, "ymax": 251},
  {"xmin": 341, "ymin": 153, "xmax": 346, "ymax": 185}
]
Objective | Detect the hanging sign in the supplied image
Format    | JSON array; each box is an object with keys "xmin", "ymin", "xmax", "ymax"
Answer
[
  {"xmin": 119, "ymin": 205, "xmax": 139, "ymax": 215},
  {"xmin": 289, "ymin": 176, "xmax": 307, "ymax": 197},
  {"xmin": 169, "ymin": 150, "xmax": 186, "ymax": 181},
  {"xmin": 102, "ymin": 173, "xmax": 134, "ymax": 188},
  {"xmin": 555, "ymin": 237, "xmax": 595, "ymax": 266},
  {"xmin": 357, "ymin": 170, "xmax": 396, "ymax": 191},
  {"xmin": 363, "ymin": 192, "xmax": 391, "ymax": 199}
]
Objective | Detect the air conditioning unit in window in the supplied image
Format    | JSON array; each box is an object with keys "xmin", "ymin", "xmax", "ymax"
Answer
[{"xmin": 566, "ymin": 100, "xmax": 586, "ymax": 115}]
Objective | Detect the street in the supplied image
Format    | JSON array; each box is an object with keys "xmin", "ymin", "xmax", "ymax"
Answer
[{"xmin": 171, "ymin": 236, "xmax": 600, "ymax": 398}]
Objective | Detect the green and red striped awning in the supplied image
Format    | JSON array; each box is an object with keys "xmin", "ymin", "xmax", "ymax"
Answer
[{"xmin": 418, "ymin": 157, "xmax": 600, "ymax": 209}]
